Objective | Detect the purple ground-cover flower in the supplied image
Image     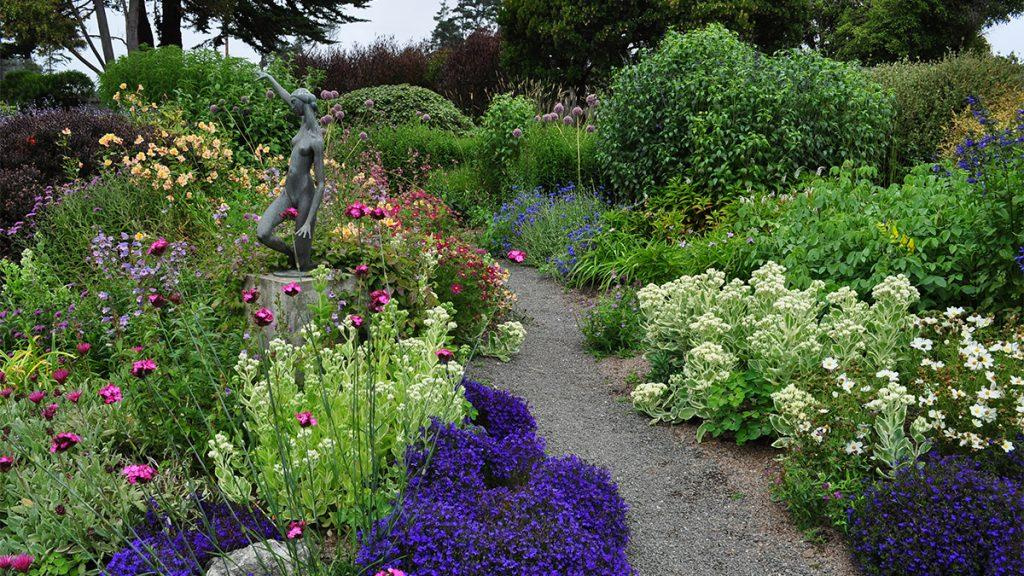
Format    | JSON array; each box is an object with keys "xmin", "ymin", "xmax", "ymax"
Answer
[
  {"xmin": 357, "ymin": 380, "xmax": 631, "ymax": 576},
  {"xmin": 847, "ymin": 452, "xmax": 1024, "ymax": 576}
]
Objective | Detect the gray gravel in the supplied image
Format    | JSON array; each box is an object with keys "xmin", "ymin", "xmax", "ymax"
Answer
[{"xmin": 468, "ymin": 265, "xmax": 859, "ymax": 576}]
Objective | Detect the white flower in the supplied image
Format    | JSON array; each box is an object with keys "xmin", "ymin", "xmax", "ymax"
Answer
[
  {"xmin": 1001, "ymin": 439, "xmax": 1016, "ymax": 453},
  {"xmin": 844, "ymin": 440, "xmax": 864, "ymax": 455},
  {"xmin": 875, "ymin": 369, "xmax": 900, "ymax": 382},
  {"xmin": 822, "ymin": 357, "xmax": 839, "ymax": 371},
  {"xmin": 910, "ymin": 337, "xmax": 933, "ymax": 352},
  {"xmin": 1011, "ymin": 376, "xmax": 1023, "ymax": 387},
  {"xmin": 811, "ymin": 426, "xmax": 828, "ymax": 443},
  {"xmin": 978, "ymin": 387, "xmax": 1003, "ymax": 401},
  {"xmin": 837, "ymin": 373, "xmax": 855, "ymax": 393},
  {"xmin": 944, "ymin": 306, "xmax": 965, "ymax": 319}
]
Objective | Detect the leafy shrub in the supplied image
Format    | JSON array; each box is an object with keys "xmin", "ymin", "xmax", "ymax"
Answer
[
  {"xmin": 847, "ymin": 453, "xmax": 1024, "ymax": 576},
  {"xmin": 580, "ymin": 286, "xmax": 644, "ymax": 357},
  {"xmin": 362, "ymin": 122, "xmax": 477, "ymax": 173},
  {"xmin": 337, "ymin": 84, "xmax": 473, "ymax": 133},
  {"xmin": 870, "ymin": 52, "xmax": 1024, "ymax": 174},
  {"xmin": 0, "ymin": 70, "xmax": 94, "ymax": 108},
  {"xmin": 597, "ymin": 25, "xmax": 893, "ymax": 203},
  {"xmin": 514, "ymin": 118, "xmax": 600, "ymax": 190},
  {"xmin": 633, "ymin": 263, "xmax": 920, "ymax": 444},
  {"xmin": 941, "ymin": 88, "xmax": 1024, "ymax": 157},
  {"xmin": 476, "ymin": 93, "xmax": 535, "ymax": 190},
  {"xmin": 294, "ymin": 38, "xmax": 433, "ymax": 94},
  {"xmin": 98, "ymin": 46, "xmax": 187, "ymax": 104},
  {"xmin": 424, "ymin": 164, "xmax": 493, "ymax": 223},
  {"xmin": 357, "ymin": 380, "xmax": 631, "ymax": 575},
  {"xmin": 435, "ymin": 29, "xmax": 506, "ymax": 117}
]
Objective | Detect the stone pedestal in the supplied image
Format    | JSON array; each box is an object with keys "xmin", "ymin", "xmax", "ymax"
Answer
[{"xmin": 244, "ymin": 272, "xmax": 355, "ymax": 345}]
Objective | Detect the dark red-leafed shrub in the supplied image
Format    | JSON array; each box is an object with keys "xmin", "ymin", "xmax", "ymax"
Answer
[
  {"xmin": 436, "ymin": 29, "xmax": 506, "ymax": 117},
  {"xmin": 294, "ymin": 38, "xmax": 432, "ymax": 94}
]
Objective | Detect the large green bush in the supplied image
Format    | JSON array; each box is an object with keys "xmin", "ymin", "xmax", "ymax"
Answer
[
  {"xmin": 0, "ymin": 70, "xmax": 94, "ymax": 108},
  {"xmin": 514, "ymin": 122, "xmax": 601, "ymax": 190},
  {"xmin": 476, "ymin": 93, "xmax": 535, "ymax": 190},
  {"xmin": 596, "ymin": 25, "xmax": 894, "ymax": 203},
  {"xmin": 99, "ymin": 46, "xmax": 301, "ymax": 157},
  {"xmin": 359, "ymin": 122, "xmax": 477, "ymax": 172},
  {"xmin": 870, "ymin": 52, "xmax": 1024, "ymax": 175},
  {"xmin": 338, "ymin": 84, "xmax": 473, "ymax": 133}
]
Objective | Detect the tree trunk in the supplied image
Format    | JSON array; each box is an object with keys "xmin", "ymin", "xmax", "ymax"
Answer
[
  {"xmin": 139, "ymin": 1, "xmax": 155, "ymax": 47},
  {"xmin": 92, "ymin": 0, "xmax": 116, "ymax": 64},
  {"xmin": 159, "ymin": 0, "xmax": 183, "ymax": 47},
  {"xmin": 126, "ymin": 0, "xmax": 156, "ymax": 51}
]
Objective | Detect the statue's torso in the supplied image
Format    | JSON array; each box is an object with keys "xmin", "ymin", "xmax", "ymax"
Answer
[{"xmin": 285, "ymin": 130, "xmax": 322, "ymax": 200}]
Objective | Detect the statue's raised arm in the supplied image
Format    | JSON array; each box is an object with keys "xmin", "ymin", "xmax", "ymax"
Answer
[{"xmin": 257, "ymin": 70, "xmax": 292, "ymax": 107}]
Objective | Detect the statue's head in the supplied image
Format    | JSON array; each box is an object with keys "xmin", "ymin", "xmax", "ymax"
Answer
[{"xmin": 289, "ymin": 88, "xmax": 317, "ymax": 117}]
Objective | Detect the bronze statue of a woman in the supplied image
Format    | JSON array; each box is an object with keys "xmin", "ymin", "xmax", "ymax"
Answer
[{"xmin": 255, "ymin": 71, "xmax": 325, "ymax": 274}]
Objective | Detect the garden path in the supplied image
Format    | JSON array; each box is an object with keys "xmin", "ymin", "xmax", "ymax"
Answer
[{"xmin": 468, "ymin": 265, "xmax": 859, "ymax": 576}]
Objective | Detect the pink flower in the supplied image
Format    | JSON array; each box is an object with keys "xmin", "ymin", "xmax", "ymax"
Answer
[
  {"xmin": 450, "ymin": 283, "xmax": 463, "ymax": 295},
  {"xmin": 353, "ymin": 264, "xmax": 370, "ymax": 277},
  {"xmin": 50, "ymin": 432, "xmax": 81, "ymax": 453},
  {"xmin": 282, "ymin": 282, "xmax": 302, "ymax": 297},
  {"xmin": 242, "ymin": 288, "xmax": 260, "ymax": 303},
  {"xmin": 28, "ymin": 390, "xmax": 45, "ymax": 404},
  {"xmin": 77, "ymin": 342, "xmax": 92, "ymax": 355},
  {"xmin": 507, "ymin": 250, "xmax": 526, "ymax": 263},
  {"xmin": 131, "ymin": 345, "xmax": 145, "ymax": 353},
  {"xmin": 131, "ymin": 359, "xmax": 157, "ymax": 378},
  {"xmin": 0, "ymin": 455, "xmax": 13, "ymax": 472},
  {"xmin": 42, "ymin": 403, "xmax": 59, "ymax": 420},
  {"xmin": 148, "ymin": 293, "xmax": 167, "ymax": 308},
  {"xmin": 10, "ymin": 555, "xmax": 33, "ymax": 573},
  {"xmin": 0, "ymin": 556, "xmax": 13, "ymax": 570},
  {"xmin": 369, "ymin": 206, "xmax": 387, "ymax": 220},
  {"xmin": 147, "ymin": 238, "xmax": 169, "ymax": 256},
  {"xmin": 254, "ymin": 307, "xmax": 275, "ymax": 327},
  {"xmin": 281, "ymin": 207, "xmax": 299, "ymax": 220},
  {"xmin": 512, "ymin": 128, "xmax": 523, "ymax": 138},
  {"xmin": 368, "ymin": 289, "xmax": 390, "ymax": 313},
  {"xmin": 345, "ymin": 202, "xmax": 367, "ymax": 219},
  {"xmin": 67, "ymin": 390, "xmax": 82, "ymax": 403},
  {"xmin": 436, "ymin": 348, "xmax": 455, "ymax": 364},
  {"xmin": 98, "ymin": 384, "xmax": 123, "ymax": 404},
  {"xmin": 348, "ymin": 314, "xmax": 364, "ymax": 328},
  {"xmin": 374, "ymin": 569, "xmax": 407, "ymax": 576},
  {"xmin": 52, "ymin": 368, "xmax": 70, "ymax": 385},
  {"xmin": 295, "ymin": 411, "xmax": 317, "ymax": 428},
  {"xmin": 286, "ymin": 520, "xmax": 306, "ymax": 540},
  {"xmin": 122, "ymin": 464, "xmax": 157, "ymax": 484}
]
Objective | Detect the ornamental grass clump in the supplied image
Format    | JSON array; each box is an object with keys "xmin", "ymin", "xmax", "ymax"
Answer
[
  {"xmin": 634, "ymin": 262, "xmax": 920, "ymax": 444},
  {"xmin": 357, "ymin": 380, "xmax": 631, "ymax": 576},
  {"xmin": 847, "ymin": 453, "xmax": 1024, "ymax": 576}
]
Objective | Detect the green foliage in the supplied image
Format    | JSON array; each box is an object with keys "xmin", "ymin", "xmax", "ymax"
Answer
[
  {"xmin": 513, "ymin": 122, "xmax": 600, "ymax": 190},
  {"xmin": 424, "ymin": 164, "xmax": 494, "ymax": 224},
  {"xmin": 99, "ymin": 46, "xmax": 301, "ymax": 158},
  {"xmin": 338, "ymin": 84, "xmax": 474, "ymax": 133},
  {"xmin": 580, "ymin": 286, "xmax": 644, "ymax": 357},
  {"xmin": 363, "ymin": 122, "xmax": 477, "ymax": 173},
  {"xmin": 597, "ymin": 25, "xmax": 894, "ymax": 204},
  {"xmin": 870, "ymin": 52, "xmax": 1024, "ymax": 173},
  {"xmin": 673, "ymin": 0, "xmax": 812, "ymax": 53},
  {"xmin": 498, "ymin": 0, "xmax": 671, "ymax": 90},
  {"xmin": 773, "ymin": 452, "xmax": 866, "ymax": 532},
  {"xmin": 0, "ymin": 69, "xmax": 94, "ymax": 108},
  {"xmin": 476, "ymin": 93, "xmax": 535, "ymax": 190}
]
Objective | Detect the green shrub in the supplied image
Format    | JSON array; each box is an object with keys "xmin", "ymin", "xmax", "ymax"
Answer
[
  {"xmin": 580, "ymin": 286, "xmax": 644, "ymax": 357},
  {"xmin": 514, "ymin": 122, "xmax": 601, "ymax": 190},
  {"xmin": 338, "ymin": 84, "xmax": 473, "ymax": 133},
  {"xmin": 363, "ymin": 122, "xmax": 477, "ymax": 172},
  {"xmin": 597, "ymin": 24, "xmax": 893, "ymax": 203},
  {"xmin": 99, "ymin": 45, "xmax": 186, "ymax": 104},
  {"xmin": 0, "ymin": 70, "xmax": 94, "ymax": 108},
  {"xmin": 424, "ymin": 164, "xmax": 493, "ymax": 224},
  {"xmin": 476, "ymin": 93, "xmax": 535, "ymax": 191},
  {"xmin": 870, "ymin": 52, "xmax": 1024, "ymax": 175}
]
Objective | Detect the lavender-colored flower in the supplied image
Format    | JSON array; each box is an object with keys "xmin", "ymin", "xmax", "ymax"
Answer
[
  {"xmin": 563, "ymin": 115, "xmax": 575, "ymax": 126},
  {"xmin": 571, "ymin": 106, "xmax": 584, "ymax": 117},
  {"xmin": 365, "ymin": 99, "xmax": 375, "ymax": 109},
  {"xmin": 586, "ymin": 93, "xmax": 598, "ymax": 107},
  {"xmin": 512, "ymin": 128, "xmax": 523, "ymax": 139},
  {"xmin": 553, "ymin": 103, "xmax": 564, "ymax": 115}
]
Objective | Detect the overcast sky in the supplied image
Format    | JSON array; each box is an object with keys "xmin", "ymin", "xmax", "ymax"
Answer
[{"xmin": 59, "ymin": 1, "xmax": 1024, "ymax": 76}]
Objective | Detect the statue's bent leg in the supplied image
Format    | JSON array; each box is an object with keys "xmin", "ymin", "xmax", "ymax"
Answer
[
  {"xmin": 294, "ymin": 188, "xmax": 316, "ymax": 271},
  {"xmin": 257, "ymin": 193, "xmax": 296, "ymax": 263}
]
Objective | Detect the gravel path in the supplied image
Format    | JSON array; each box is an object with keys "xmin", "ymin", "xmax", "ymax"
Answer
[{"xmin": 468, "ymin": 265, "xmax": 859, "ymax": 576}]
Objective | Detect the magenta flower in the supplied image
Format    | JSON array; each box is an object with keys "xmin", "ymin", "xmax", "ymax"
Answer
[
  {"xmin": 28, "ymin": 390, "xmax": 45, "ymax": 404},
  {"xmin": 295, "ymin": 411, "xmax": 317, "ymax": 428},
  {"xmin": 375, "ymin": 569, "xmax": 407, "ymax": 576},
  {"xmin": 349, "ymin": 314, "xmax": 364, "ymax": 328},
  {"xmin": 148, "ymin": 293, "xmax": 167, "ymax": 308},
  {"xmin": 50, "ymin": 432, "xmax": 81, "ymax": 453},
  {"xmin": 282, "ymin": 282, "xmax": 302, "ymax": 297},
  {"xmin": 10, "ymin": 555, "xmax": 34, "ymax": 573},
  {"xmin": 0, "ymin": 556, "xmax": 12, "ymax": 570},
  {"xmin": 345, "ymin": 202, "xmax": 367, "ymax": 219},
  {"xmin": 67, "ymin": 390, "xmax": 82, "ymax": 403},
  {"xmin": 98, "ymin": 384, "xmax": 123, "ymax": 404},
  {"xmin": 42, "ymin": 403, "xmax": 59, "ymax": 420},
  {"xmin": 287, "ymin": 520, "xmax": 306, "ymax": 540},
  {"xmin": 122, "ymin": 463, "xmax": 157, "ymax": 484},
  {"xmin": 0, "ymin": 455, "xmax": 13, "ymax": 472},
  {"xmin": 131, "ymin": 359, "xmax": 157, "ymax": 378},
  {"xmin": 0, "ymin": 387, "xmax": 10, "ymax": 399},
  {"xmin": 353, "ymin": 264, "xmax": 370, "ymax": 277},
  {"xmin": 254, "ymin": 307, "xmax": 275, "ymax": 327},
  {"xmin": 242, "ymin": 288, "xmax": 260, "ymax": 303},
  {"xmin": 76, "ymin": 342, "xmax": 92, "ymax": 355},
  {"xmin": 370, "ymin": 206, "xmax": 387, "ymax": 220},
  {"xmin": 450, "ymin": 283, "xmax": 463, "ymax": 295},
  {"xmin": 147, "ymin": 238, "xmax": 169, "ymax": 256},
  {"xmin": 369, "ymin": 289, "xmax": 390, "ymax": 313},
  {"xmin": 507, "ymin": 250, "xmax": 526, "ymax": 263},
  {"xmin": 52, "ymin": 368, "xmax": 70, "ymax": 385},
  {"xmin": 436, "ymin": 348, "xmax": 455, "ymax": 364},
  {"xmin": 131, "ymin": 345, "xmax": 145, "ymax": 353},
  {"xmin": 281, "ymin": 206, "xmax": 299, "ymax": 220}
]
